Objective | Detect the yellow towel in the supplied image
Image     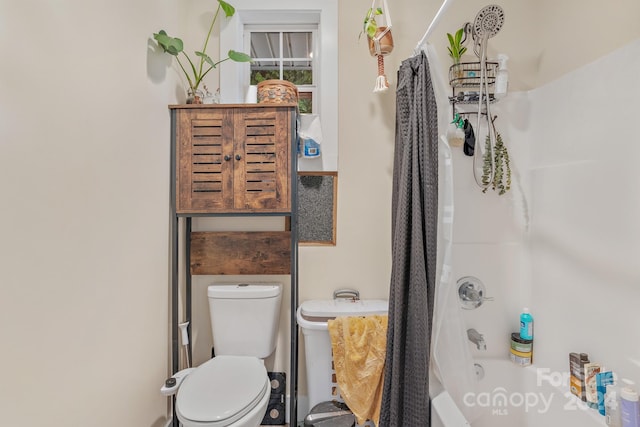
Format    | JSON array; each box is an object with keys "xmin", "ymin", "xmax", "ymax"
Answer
[{"xmin": 327, "ymin": 315, "xmax": 388, "ymax": 426}]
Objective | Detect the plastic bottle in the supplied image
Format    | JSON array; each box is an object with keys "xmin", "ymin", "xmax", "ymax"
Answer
[
  {"xmin": 606, "ymin": 383, "xmax": 622, "ymax": 427},
  {"xmin": 519, "ymin": 308, "xmax": 533, "ymax": 340},
  {"xmin": 621, "ymin": 379, "xmax": 640, "ymax": 427},
  {"xmin": 494, "ymin": 54, "xmax": 509, "ymax": 100}
]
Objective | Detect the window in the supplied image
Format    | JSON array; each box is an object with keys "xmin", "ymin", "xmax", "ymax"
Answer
[
  {"xmin": 220, "ymin": 0, "xmax": 338, "ymax": 171},
  {"xmin": 247, "ymin": 28, "xmax": 317, "ymax": 114}
]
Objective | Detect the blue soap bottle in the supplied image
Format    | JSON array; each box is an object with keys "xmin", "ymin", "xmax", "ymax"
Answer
[{"xmin": 520, "ymin": 308, "xmax": 534, "ymax": 340}]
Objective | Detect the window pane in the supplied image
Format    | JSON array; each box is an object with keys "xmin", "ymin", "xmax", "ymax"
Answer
[
  {"xmin": 250, "ymin": 32, "xmax": 280, "ymax": 59},
  {"xmin": 283, "ymin": 32, "xmax": 312, "ymax": 59},
  {"xmin": 298, "ymin": 92, "xmax": 312, "ymax": 114},
  {"xmin": 283, "ymin": 70, "xmax": 312, "ymax": 85},
  {"xmin": 250, "ymin": 70, "xmax": 281, "ymax": 85}
]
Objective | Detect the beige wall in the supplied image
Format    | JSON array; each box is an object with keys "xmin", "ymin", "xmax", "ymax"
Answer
[
  {"xmin": 0, "ymin": 1, "xmax": 180, "ymax": 426},
  {"xmin": 1, "ymin": 0, "xmax": 638, "ymax": 425}
]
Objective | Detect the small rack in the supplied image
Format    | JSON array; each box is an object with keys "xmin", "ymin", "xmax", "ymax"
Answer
[
  {"xmin": 449, "ymin": 61, "xmax": 498, "ymax": 88},
  {"xmin": 449, "ymin": 61, "xmax": 499, "ymax": 118}
]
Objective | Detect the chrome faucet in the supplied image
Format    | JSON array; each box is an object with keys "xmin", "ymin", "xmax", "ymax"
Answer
[{"xmin": 467, "ymin": 328, "xmax": 486, "ymax": 350}]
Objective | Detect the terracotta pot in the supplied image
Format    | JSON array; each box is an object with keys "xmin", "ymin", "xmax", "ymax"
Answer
[{"xmin": 367, "ymin": 27, "xmax": 394, "ymax": 56}]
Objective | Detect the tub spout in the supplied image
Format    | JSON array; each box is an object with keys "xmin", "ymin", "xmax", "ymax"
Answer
[{"xmin": 467, "ymin": 328, "xmax": 486, "ymax": 350}]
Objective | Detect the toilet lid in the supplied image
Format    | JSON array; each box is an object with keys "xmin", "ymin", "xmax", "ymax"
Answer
[{"xmin": 176, "ymin": 356, "xmax": 268, "ymax": 425}]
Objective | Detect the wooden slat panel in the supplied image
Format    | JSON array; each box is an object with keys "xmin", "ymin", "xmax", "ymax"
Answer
[
  {"xmin": 245, "ymin": 172, "xmax": 276, "ymax": 182},
  {"xmin": 245, "ymin": 127, "xmax": 275, "ymax": 136},
  {"xmin": 243, "ymin": 112, "xmax": 278, "ymax": 121},
  {"xmin": 192, "ymin": 144, "xmax": 223, "ymax": 154},
  {"xmin": 191, "ymin": 231, "xmax": 291, "ymax": 275},
  {"xmin": 245, "ymin": 144, "xmax": 275, "ymax": 154},
  {"xmin": 192, "ymin": 181, "xmax": 223, "ymax": 192},
  {"xmin": 245, "ymin": 181, "xmax": 276, "ymax": 192},
  {"xmin": 192, "ymin": 119, "xmax": 223, "ymax": 127},
  {"xmin": 243, "ymin": 117, "xmax": 278, "ymax": 124},
  {"xmin": 246, "ymin": 163, "xmax": 276, "ymax": 173},
  {"xmin": 192, "ymin": 127, "xmax": 223, "ymax": 137},
  {"xmin": 192, "ymin": 153, "xmax": 223, "ymax": 164},
  {"xmin": 244, "ymin": 135, "xmax": 277, "ymax": 144},
  {"xmin": 192, "ymin": 172, "xmax": 222, "ymax": 182},
  {"xmin": 192, "ymin": 163, "xmax": 222, "ymax": 173},
  {"xmin": 246, "ymin": 153, "xmax": 276, "ymax": 163},
  {"xmin": 192, "ymin": 137, "xmax": 223, "ymax": 146}
]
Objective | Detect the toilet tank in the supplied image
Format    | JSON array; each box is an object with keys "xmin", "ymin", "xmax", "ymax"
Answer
[{"xmin": 207, "ymin": 283, "xmax": 282, "ymax": 358}]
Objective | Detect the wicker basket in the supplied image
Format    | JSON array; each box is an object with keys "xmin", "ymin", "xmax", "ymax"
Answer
[{"xmin": 257, "ymin": 80, "xmax": 298, "ymax": 104}]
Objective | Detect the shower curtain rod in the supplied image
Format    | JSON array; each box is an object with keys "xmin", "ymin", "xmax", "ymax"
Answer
[{"xmin": 415, "ymin": 0, "xmax": 455, "ymax": 51}]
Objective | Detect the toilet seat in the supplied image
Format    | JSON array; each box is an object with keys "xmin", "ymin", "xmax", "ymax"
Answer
[{"xmin": 176, "ymin": 355, "xmax": 269, "ymax": 426}]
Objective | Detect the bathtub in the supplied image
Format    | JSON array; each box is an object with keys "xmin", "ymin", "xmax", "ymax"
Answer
[{"xmin": 432, "ymin": 358, "xmax": 607, "ymax": 427}]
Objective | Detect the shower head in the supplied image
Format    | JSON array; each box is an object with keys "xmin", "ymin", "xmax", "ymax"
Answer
[{"xmin": 472, "ymin": 4, "xmax": 505, "ymax": 40}]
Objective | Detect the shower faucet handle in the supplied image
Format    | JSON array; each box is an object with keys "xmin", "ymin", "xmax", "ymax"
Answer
[{"xmin": 457, "ymin": 276, "xmax": 493, "ymax": 310}]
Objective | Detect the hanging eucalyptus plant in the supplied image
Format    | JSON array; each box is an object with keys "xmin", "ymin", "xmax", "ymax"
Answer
[{"xmin": 482, "ymin": 131, "xmax": 511, "ymax": 195}]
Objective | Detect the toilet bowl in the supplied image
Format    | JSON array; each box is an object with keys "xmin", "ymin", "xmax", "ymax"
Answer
[
  {"xmin": 176, "ymin": 356, "xmax": 270, "ymax": 427},
  {"xmin": 175, "ymin": 283, "xmax": 283, "ymax": 427}
]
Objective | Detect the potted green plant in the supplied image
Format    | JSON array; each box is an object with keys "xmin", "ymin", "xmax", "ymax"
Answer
[
  {"xmin": 446, "ymin": 27, "xmax": 467, "ymax": 64},
  {"xmin": 361, "ymin": 7, "xmax": 393, "ymax": 56},
  {"xmin": 447, "ymin": 27, "xmax": 467, "ymax": 82},
  {"xmin": 362, "ymin": 7, "xmax": 383, "ymax": 40},
  {"xmin": 154, "ymin": 0, "xmax": 252, "ymax": 103}
]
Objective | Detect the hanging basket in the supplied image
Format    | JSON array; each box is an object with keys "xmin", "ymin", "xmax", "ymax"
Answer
[
  {"xmin": 367, "ymin": 27, "xmax": 394, "ymax": 56},
  {"xmin": 257, "ymin": 80, "xmax": 299, "ymax": 104}
]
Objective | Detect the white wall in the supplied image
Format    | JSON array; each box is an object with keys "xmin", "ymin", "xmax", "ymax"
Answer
[
  {"xmin": 528, "ymin": 39, "xmax": 640, "ymax": 386},
  {"xmin": 0, "ymin": 1, "xmax": 181, "ymax": 425}
]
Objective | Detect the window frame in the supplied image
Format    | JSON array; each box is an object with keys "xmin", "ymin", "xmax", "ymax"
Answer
[
  {"xmin": 245, "ymin": 26, "xmax": 318, "ymax": 114},
  {"xmin": 219, "ymin": 0, "xmax": 338, "ymax": 171}
]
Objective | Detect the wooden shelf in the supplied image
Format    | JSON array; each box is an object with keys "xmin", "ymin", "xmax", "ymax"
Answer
[{"xmin": 190, "ymin": 231, "xmax": 292, "ymax": 275}]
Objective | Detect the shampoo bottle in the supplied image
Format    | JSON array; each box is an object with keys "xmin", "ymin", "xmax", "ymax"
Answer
[
  {"xmin": 520, "ymin": 308, "xmax": 533, "ymax": 340},
  {"xmin": 598, "ymin": 371, "xmax": 616, "ymax": 416},
  {"xmin": 621, "ymin": 379, "xmax": 640, "ymax": 427},
  {"xmin": 585, "ymin": 362, "xmax": 602, "ymax": 409},
  {"xmin": 494, "ymin": 54, "xmax": 509, "ymax": 99},
  {"xmin": 606, "ymin": 383, "xmax": 622, "ymax": 427}
]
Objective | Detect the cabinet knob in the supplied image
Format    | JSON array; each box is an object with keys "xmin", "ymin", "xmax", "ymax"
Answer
[
  {"xmin": 224, "ymin": 155, "xmax": 231, "ymax": 161},
  {"xmin": 235, "ymin": 154, "xmax": 242, "ymax": 161}
]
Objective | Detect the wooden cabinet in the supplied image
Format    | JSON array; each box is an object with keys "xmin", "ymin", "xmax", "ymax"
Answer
[{"xmin": 172, "ymin": 104, "xmax": 295, "ymax": 214}]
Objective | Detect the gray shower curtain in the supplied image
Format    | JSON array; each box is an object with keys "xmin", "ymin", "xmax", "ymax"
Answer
[{"xmin": 380, "ymin": 51, "xmax": 438, "ymax": 427}]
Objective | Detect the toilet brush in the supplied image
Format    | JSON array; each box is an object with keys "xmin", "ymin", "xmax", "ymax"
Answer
[{"xmin": 178, "ymin": 322, "xmax": 191, "ymax": 369}]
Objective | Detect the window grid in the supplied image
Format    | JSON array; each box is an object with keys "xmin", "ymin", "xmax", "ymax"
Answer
[{"xmin": 246, "ymin": 27, "xmax": 317, "ymax": 113}]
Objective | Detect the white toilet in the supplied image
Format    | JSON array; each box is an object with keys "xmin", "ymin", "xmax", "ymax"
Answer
[{"xmin": 176, "ymin": 283, "xmax": 283, "ymax": 427}]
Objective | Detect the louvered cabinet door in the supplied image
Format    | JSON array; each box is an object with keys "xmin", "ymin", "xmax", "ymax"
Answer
[
  {"xmin": 233, "ymin": 107, "xmax": 291, "ymax": 211},
  {"xmin": 176, "ymin": 108, "xmax": 234, "ymax": 213}
]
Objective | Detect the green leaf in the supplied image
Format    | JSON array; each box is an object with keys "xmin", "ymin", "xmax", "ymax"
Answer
[
  {"xmin": 366, "ymin": 21, "xmax": 377, "ymax": 38},
  {"xmin": 375, "ymin": 7, "xmax": 383, "ymax": 15},
  {"xmin": 228, "ymin": 50, "xmax": 252, "ymax": 62},
  {"xmin": 219, "ymin": 0, "xmax": 235, "ymax": 18},
  {"xmin": 447, "ymin": 32, "xmax": 455, "ymax": 46},
  {"xmin": 154, "ymin": 30, "xmax": 184, "ymax": 56},
  {"xmin": 195, "ymin": 51, "xmax": 214, "ymax": 67},
  {"xmin": 455, "ymin": 27, "xmax": 464, "ymax": 45}
]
